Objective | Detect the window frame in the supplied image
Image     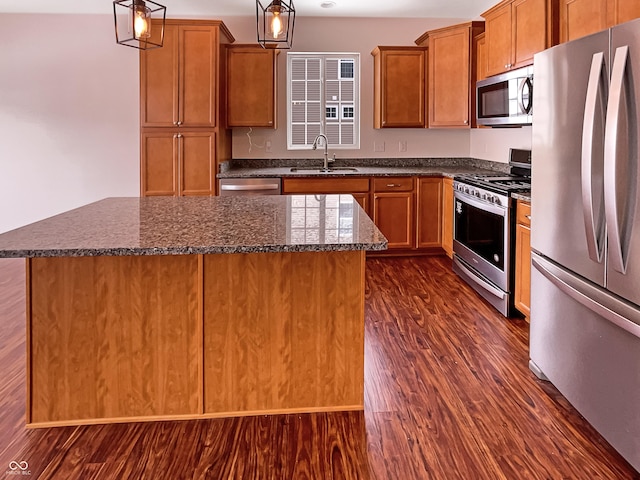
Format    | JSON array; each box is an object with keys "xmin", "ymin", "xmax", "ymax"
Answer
[{"xmin": 286, "ymin": 52, "xmax": 361, "ymax": 150}]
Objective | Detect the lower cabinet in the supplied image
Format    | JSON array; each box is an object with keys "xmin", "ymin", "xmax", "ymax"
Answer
[
  {"xmin": 515, "ymin": 200, "xmax": 531, "ymax": 317},
  {"xmin": 416, "ymin": 177, "xmax": 443, "ymax": 248},
  {"xmin": 373, "ymin": 177, "xmax": 415, "ymax": 250},
  {"xmin": 283, "ymin": 175, "xmax": 446, "ymax": 254},
  {"xmin": 142, "ymin": 130, "xmax": 217, "ymax": 196},
  {"xmin": 282, "ymin": 177, "xmax": 371, "ymax": 216},
  {"xmin": 441, "ymin": 178, "xmax": 454, "ymax": 258}
]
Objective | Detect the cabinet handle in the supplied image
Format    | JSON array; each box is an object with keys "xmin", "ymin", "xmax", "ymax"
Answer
[
  {"xmin": 386, "ymin": 183, "xmax": 401, "ymax": 187},
  {"xmin": 525, "ymin": 215, "xmax": 531, "ymax": 220}
]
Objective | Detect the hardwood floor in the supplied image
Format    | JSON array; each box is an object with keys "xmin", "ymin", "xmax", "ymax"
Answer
[{"xmin": 0, "ymin": 256, "xmax": 638, "ymax": 479}]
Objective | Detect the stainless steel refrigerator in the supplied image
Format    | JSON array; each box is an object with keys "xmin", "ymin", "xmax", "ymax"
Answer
[{"xmin": 531, "ymin": 19, "xmax": 640, "ymax": 471}]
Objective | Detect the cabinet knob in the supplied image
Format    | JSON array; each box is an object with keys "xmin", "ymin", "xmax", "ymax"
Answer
[
  {"xmin": 177, "ymin": 121, "xmax": 183, "ymax": 126},
  {"xmin": 464, "ymin": 120, "xmax": 468, "ymax": 124},
  {"xmin": 525, "ymin": 215, "xmax": 531, "ymax": 220},
  {"xmin": 177, "ymin": 134, "xmax": 182, "ymax": 138}
]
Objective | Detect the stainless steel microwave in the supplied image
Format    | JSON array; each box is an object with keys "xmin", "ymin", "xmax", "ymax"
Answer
[{"xmin": 476, "ymin": 66, "xmax": 533, "ymax": 126}]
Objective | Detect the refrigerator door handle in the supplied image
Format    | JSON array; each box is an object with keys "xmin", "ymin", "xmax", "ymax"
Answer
[
  {"xmin": 532, "ymin": 253, "xmax": 640, "ymax": 340},
  {"xmin": 581, "ymin": 52, "xmax": 607, "ymax": 263},
  {"xmin": 604, "ymin": 45, "xmax": 636, "ymax": 274}
]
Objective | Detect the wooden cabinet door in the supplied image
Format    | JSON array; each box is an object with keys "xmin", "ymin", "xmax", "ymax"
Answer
[
  {"xmin": 353, "ymin": 193, "xmax": 370, "ymax": 216},
  {"xmin": 429, "ymin": 26, "xmax": 471, "ymax": 127},
  {"xmin": 485, "ymin": 2, "xmax": 513, "ymax": 76},
  {"xmin": 441, "ymin": 178, "xmax": 454, "ymax": 258},
  {"xmin": 416, "ymin": 178, "xmax": 443, "ymax": 248},
  {"xmin": 140, "ymin": 24, "xmax": 179, "ymax": 127},
  {"xmin": 373, "ymin": 192, "xmax": 414, "ymax": 249},
  {"xmin": 515, "ymin": 201, "xmax": 531, "ymax": 317},
  {"xmin": 227, "ymin": 46, "xmax": 278, "ymax": 128},
  {"xmin": 373, "ymin": 47, "xmax": 426, "ymax": 128},
  {"xmin": 179, "ymin": 26, "xmax": 218, "ymax": 127},
  {"xmin": 609, "ymin": 0, "xmax": 640, "ymax": 25},
  {"xmin": 560, "ymin": 0, "xmax": 608, "ymax": 42},
  {"xmin": 475, "ymin": 33, "xmax": 488, "ymax": 81},
  {"xmin": 512, "ymin": 0, "xmax": 552, "ymax": 68},
  {"xmin": 515, "ymin": 222, "xmax": 531, "ymax": 317},
  {"xmin": 141, "ymin": 131, "xmax": 178, "ymax": 196},
  {"xmin": 179, "ymin": 131, "xmax": 216, "ymax": 196}
]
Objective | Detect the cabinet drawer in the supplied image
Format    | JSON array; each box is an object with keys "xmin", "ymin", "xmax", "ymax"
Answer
[
  {"xmin": 282, "ymin": 177, "xmax": 370, "ymax": 194},
  {"xmin": 517, "ymin": 200, "xmax": 531, "ymax": 227},
  {"xmin": 373, "ymin": 177, "xmax": 414, "ymax": 192}
]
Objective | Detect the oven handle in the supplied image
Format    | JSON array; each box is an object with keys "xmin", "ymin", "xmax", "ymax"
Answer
[
  {"xmin": 454, "ymin": 190, "xmax": 507, "ymax": 217},
  {"xmin": 453, "ymin": 256, "xmax": 506, "ymax": 300}
]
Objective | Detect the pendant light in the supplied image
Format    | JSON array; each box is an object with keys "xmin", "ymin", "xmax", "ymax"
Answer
[
  {"xmin": 256, "ymin": 0, "xmax": 296, "ymax": 49},
  {"xmin": 113, "ymin": 0, "xmax": 166, "ymax": 50}
]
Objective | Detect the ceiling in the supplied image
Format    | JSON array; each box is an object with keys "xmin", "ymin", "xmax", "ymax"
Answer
[{"xmin": 0, "ymin": 0, "xmax": 496, "ymax": 19}]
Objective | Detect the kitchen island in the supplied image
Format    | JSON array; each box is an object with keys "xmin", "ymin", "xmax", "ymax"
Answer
[{"xmin": 0, "ymin": 196, "xmax": 386, "ymax": 428}]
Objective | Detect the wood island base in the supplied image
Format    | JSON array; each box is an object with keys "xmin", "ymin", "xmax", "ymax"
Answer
[{"xmin": 26, "ymin": 250, "xmax": 365, "ymax": 428}]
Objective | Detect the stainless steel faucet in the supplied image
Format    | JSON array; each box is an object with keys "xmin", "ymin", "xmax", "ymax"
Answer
[{"xmin": 312, "ymin": 134, "xmax": 334, "ymax": 171}]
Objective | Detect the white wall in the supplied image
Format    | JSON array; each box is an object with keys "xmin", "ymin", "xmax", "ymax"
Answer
[
  {"xmin": 0, "ymin": 14, "xmax": 139, "ymax": 233},
  {"xmin": 0, "ymin": 13, "xmax": 528, "ymax": 233},
  {"xmin": 224, "ymin": 16, "xmax": 475, "ymax": 160},
  {"xmin": 470, "ymin": 126, "xmax": 533, "ymax": 163}
]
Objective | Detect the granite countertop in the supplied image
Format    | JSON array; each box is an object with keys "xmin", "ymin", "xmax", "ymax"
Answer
[
  {"xmin": 0, "ymin": 196, "xmax": 387, "ymax": 258},
  {"xmin": 512, "ymin": 192, "xmax": 531, "ymax": 202},
  {"xmin": 217, "ymin": 157, "xmax": 511, "ymax": 179},
  {"xmin": 217, "ymin": 165, "xmax": 500, "ymax": 179}
]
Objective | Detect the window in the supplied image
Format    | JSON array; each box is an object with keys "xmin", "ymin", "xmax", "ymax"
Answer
[{"xmin": 287, "ymin": 53, "xmax": 360, "ymax": 149}]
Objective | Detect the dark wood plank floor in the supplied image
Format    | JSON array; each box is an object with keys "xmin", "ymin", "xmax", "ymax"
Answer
[{"xmin": 0, "ymin": 256, "xmax": 638, "ymax": 479}]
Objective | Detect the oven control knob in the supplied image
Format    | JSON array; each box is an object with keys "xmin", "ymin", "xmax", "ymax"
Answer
[
  {"xmin": 475, "ymin": 191, "xmax": 480, "ymax": 198},
  {"xmin": 464, "ymin": 187, "xmax": 469, "ymax": 194},
  {"xmin": 493, "ymin": 197, "xmax": 501, "ymax": 205}
]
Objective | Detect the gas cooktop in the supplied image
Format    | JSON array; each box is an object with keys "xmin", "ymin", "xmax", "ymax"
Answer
[{"xmin": 454, "ymin": 173, "xmax": 531, "ymax": 194}]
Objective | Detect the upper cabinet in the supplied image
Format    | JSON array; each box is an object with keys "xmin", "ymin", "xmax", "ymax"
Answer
[
  {"xmin": 226, "ymin": 45, "xmax": 279, "ymax": 128},
  {"xmin": 560, "ymin": 0, "xmax": 640, "ymax": 43},
  {"xmin": 417, "ymin": 22, "xmax": 484, "ymax": 128},
  {"xmin": 371, "ymin": 46, "xmax": 427, "ymax": 128},
  {"xmin": 482, "ymin": 0, "xmax": 558, "ymax": 77},
  {"xmin": 140, "ymin": 20, "xmax": 235, "ymax": 128},
  {"xmin": 475, "ymin": 33, "xmax": 489, "ymax": 81}
]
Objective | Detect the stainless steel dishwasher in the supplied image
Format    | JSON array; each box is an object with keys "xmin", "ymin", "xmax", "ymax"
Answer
[{"xmin": 219, "ymin": 178, "xmax": 282, "ymax": 196}]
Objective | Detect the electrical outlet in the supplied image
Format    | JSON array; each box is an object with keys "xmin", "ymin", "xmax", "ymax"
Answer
[
  {"xmin": 399, "ymin": 141, "xmax": 407, "ymax": 152},
  {"xmin": 374, "ymin": 141, "xmax": 385, "ymax": 152},
  {"xmin": 265, "ymin": 140, "xmax": 272, "ymax": 153}
]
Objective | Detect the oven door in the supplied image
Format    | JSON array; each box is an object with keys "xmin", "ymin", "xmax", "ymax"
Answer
[{"xmin": 453, "ymin": 190, "xmax": 510, "ymax": 291}]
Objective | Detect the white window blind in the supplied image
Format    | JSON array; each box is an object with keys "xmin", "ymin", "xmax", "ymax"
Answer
[{"xmin": 287, "ymin": 53, "xmax": 360, "ymax": 150}]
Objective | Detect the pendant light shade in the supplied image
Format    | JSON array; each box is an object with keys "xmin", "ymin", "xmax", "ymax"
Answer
[
  {"xmin": 256, "ymin": 0, "xmax": 296, "ymax": 49},
  {"xmin": 113, "ymin": 0, "xmax": 166, "ymax": 50}
]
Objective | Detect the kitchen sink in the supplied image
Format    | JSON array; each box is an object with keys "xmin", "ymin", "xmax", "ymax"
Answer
[{"xmin": 289, "ymin": 167, "xmax": 359, "ymax": 173}]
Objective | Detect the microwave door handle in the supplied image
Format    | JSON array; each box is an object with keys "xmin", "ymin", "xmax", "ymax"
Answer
[
  {"xmin": 581, "ymin": 52, "xmax": 607, "ymax": 263},
  {"xmin": 604, "ymin": 45, "xmax": 636, "ymax": 274},
  {"xmin": 517, "ymin": 77, "xmax": 533, "ymax": 114}
]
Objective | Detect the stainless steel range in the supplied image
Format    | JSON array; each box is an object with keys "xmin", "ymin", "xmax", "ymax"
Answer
[{"xmin": 452, "ymin": 149, "xmax": 531, "ymax": 317}]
